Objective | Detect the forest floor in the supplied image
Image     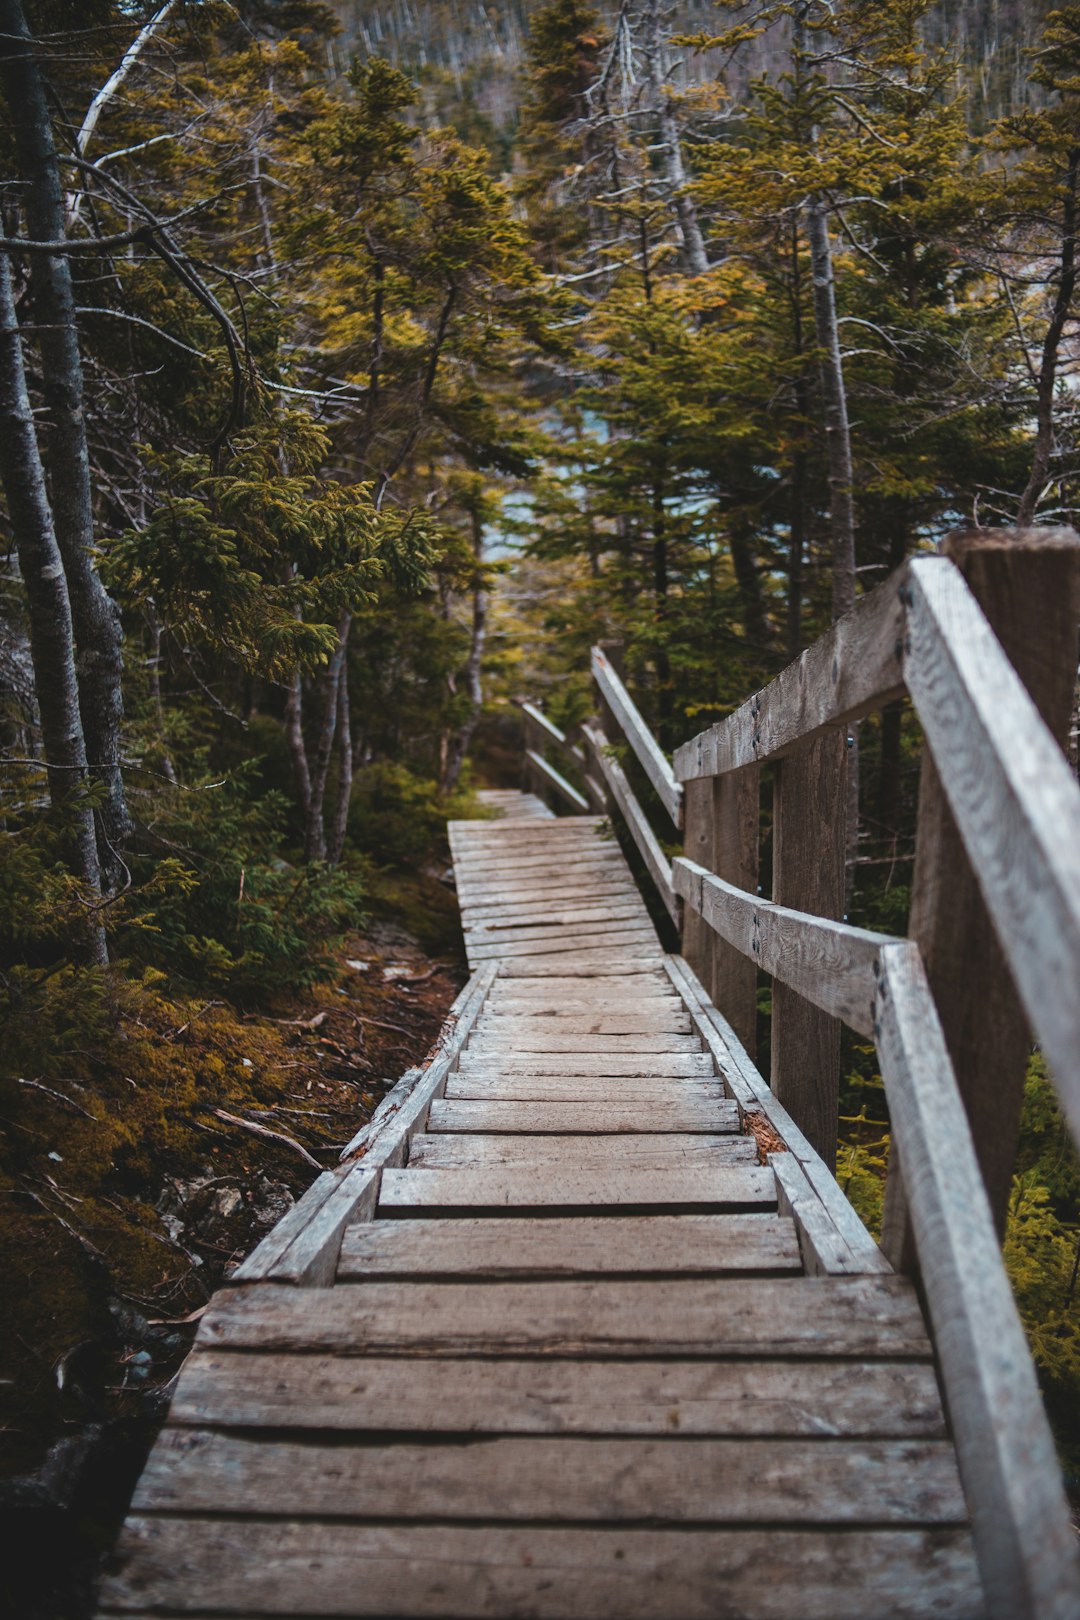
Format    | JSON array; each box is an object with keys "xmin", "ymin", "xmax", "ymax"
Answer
[{"xmin": 0, "ymin": 864, "xmax": 466, "ymax": 1620}]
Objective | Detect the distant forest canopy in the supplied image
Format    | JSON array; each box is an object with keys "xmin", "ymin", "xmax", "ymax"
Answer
[{"xmin": 328, "ymin": 0, "xmax": 1059, "ymax": 152}]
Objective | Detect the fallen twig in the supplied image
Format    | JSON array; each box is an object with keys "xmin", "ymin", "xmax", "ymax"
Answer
[
  {"xmin": 212, "ymin": 1108, "xmax": 323, "ymax": 1169},
  {"xmin": 17, "ymin": 1077, "xmax": 98, "ymax": 1120}
]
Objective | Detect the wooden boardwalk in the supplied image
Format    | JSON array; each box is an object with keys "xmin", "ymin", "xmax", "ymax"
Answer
[{"xmin": 98, "ymin": 792, "xmax": 987, "ymax": 1620}]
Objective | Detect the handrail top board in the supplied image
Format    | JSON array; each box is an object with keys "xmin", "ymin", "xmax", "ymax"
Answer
[{"xmin": 591, "ymin": 646, "xmax": 684, "ymax": 827}]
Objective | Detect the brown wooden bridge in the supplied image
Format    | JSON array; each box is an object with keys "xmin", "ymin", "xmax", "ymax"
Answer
[{"xmin": 99, "ymin": 532, "xmax": 1080, "ymax": 1619}]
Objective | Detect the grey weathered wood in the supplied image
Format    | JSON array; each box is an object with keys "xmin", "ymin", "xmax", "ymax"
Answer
[
  {"xmin": 582, "ymin": 723, "xmax": 678, "ymax": 923},
  {"xmin": 337, "ymin": 959, "xmax": 498, "ymax": 1164},
  {"xmin": 673, "ymin": 860, "xmax": 893, "ymax": 1040},
  {"xmin": 228, "ymin": 1171, "xmax": 340, "ymax": 1283},
  {"xmin": 770, "ymin": 730, "xmax": 847, "ymax": 1169},
  {"xmin": 465, "ymin": 905, "xmax": 651, "ymax": 940},
  {"xmin": 523, "ymin": 749, "xmax": 590, "ymax": 812},
  {"xmin": 169, "ymin": 1349, "xmax": 942, "ymax": 1436},
  {"xmin": 444, "ymin": 1075, "xmax": 727, "ymax": 1103},
  {"xmin": 427, "ymin": 1099, "xmax": 736, "ymax": 1134},
  {"xmin": 456, "ymin": 1052, "xmax": 714, "ymax": 1077},
  {"xmin": 379, "ymin": 1164, "xmax": 776, "ymax": 1214},
  {"xmin": 664, "ymin": 954, "xmax": 890, "ymax": 1276},
  {"xmin": 770, "ymin": 1151, "xmax": 859, "ymax": 1277},
  {"xmin": 338, "ymin": 1212, "xmax": 794, "ymax": 1279},
  {"xmin": 466, "ymin": 1032, "xmax": 698, "ymax": 1053},
  {"xmin": 591, "ymin": 644, "xmax": 684, "ymax": 826},
  {"xmin": 708, "ymin": 764, "xmax": 760, "ymax": 1055},
  {"xmin": 98, "ymin": 1519, "xmax": 984, "ymax": 1619},
  {"xmin": 473, "ymin": 1012, "xmax": 691, "ymax": 1034},
  {"xmin": 468, "ymin": 926, "xmax": 658, "ymax": 962},
  {"xmin": 499, "ymin": 949, "xmax": 662, "ymax": 975},
  {"xmin": 679, "ymin": 778, "xmax": 714, "ymax": 986},
  {"xmin": 200, "ymin": 1275, "xmax": 930, "ymax": 1358},
  {"xmin": 264, "ymin": 1166, "xmax": 378, "ymax": 1287},
  {"xmin": 408, "ymin": 1133, "xmax": 757, "ymax": 1171},
  {"xmin": 902, "ymin": 545, "xmax": 1080, "ymax": 1196},
  {"xmin": 135, "ymin": 1428, "xmax": 967, "ymax": 1525},
  {"xmin": 674, "ymin": 568, "xmax": 906, "ymax": 781},
  {"xmin": 873, "ymin": 940, "xmax": 1080, "ymax": 1620}
]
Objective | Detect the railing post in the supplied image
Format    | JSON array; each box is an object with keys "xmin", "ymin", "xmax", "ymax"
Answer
[
  {"xmin": 884, "ymin": 526, "xmax": 1080, "ymax": 1263},
  {"xmin": 770, "ymin": 730, "xmax": 847, "ymax": 1170},
  {"xmin": 680, "ymin": 768, "xmax": 760, "ymax": 1056}
]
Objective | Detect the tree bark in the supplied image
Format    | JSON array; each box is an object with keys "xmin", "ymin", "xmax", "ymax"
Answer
[
  {"xmin": 1016, "ymin": 147, "xmax": 1079, "ymax": 525},
  {"xmin": 326, "ymin": 662, "xmax": 353, "ymax": 866},
  {"xmin": 0, "ymin": 251, "xmax": 106, "ymax": 960},
  {"xmin": 441, "ymin": 513, "xmax": 488, "ymax": 796},
  {"xmin": 806, "ymin": 198, "xmax": 856, "ymax": 621},
  {"xmin": 0, "ymin": 0, "xmax": 130, "ymax": 883},
  {"xmin": 304, "ymin": 610, "xmax": 351, "ymax": 863},
  {"xmin": 639, "ymin": 0, "xmax": 710, "ymax": 275}
]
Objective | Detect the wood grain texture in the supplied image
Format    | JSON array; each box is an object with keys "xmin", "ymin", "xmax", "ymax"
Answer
[
  {"xmin": 444, "ymin": 1075, "xmax": 727, "ymax": 1103},
  {"xmin": 456, "ymin": 1052, "xmax": 714, "ymax": 1077},
  {"xmin": 169, "ymin": 1350, "xmax": 943, "ymax": 1436},
  {"xmin": 379, "ymin": 1164, "xmax": 776, "ymax": 1214},
  {"xmin": 200, "ymin": 1276, "xmax": 931, "ymax": 1358},
  {"xmin": 591, "ymin": 644, "xmax": 683, "ymax": 826},
  {"xmin": 134, "ymin": 1428, "xmax": 968, "ymax": 1524},
  {"xmin": 99, "ymin": 1520, "xmax": 984, "ymax": 1619},
  {"xmin": 337, "ymin": 1213, "xmax": 796, "ymax": 1279},
  {"xmin": 674, "ymin": 569, "xmax": 906, "ymax": 781},
  {"xmin": 874, "ymin": 941, "xmax": 1080, "ymax": 1619},
  {"xmin": 770, "ymin": 730, "xmax": 846, "ymax": 1169},
  {"xmin": 904, "ymin": 554, "xmax": 1080, "ymax": 1153},
  {"xmin": 426, "ymin": 1098, "xmax": 737, "ymax": 1134},
  {"xmin": 524, "ymin": 748, "xmax": 590, "ymax": 812},
  {"xmin": 407, "ymin": 1133, "xmax": 758, "ymax": 1170},
  {"xmin": 674, "ymin": 859, "xmax": 892, "ymax": 1040},
  {"xmin": 582, "ymin": 723, "xmax": 678, "ymax": 923},
  {"xmin": 708, "ymin": 763, "xmax": 760, "ymax": 1055}
]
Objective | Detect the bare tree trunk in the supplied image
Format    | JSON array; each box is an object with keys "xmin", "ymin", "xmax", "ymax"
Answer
[
  {"xmin": 806, "ymin": 197, "xmax": 858, "ymax": 901},
  {"xmin": 1017, "ymin": 147, "xmax": 1079, "ymax": 525},
  {"xmin": 0, "ymin": 0, "xmax": 130, "ymax": 884},
  {"xmin": 639, "ymin": 0, "xmax": 710, "ymax": 275},
  {"xmin": 326, "ymin": 664, "xmax": 353, "ymax": 865},
  {"xmin": 304, "ymin": 611, "xmax": 351, "ymax": 863},
  {"xmin": 0, "ymin": 251, "xmax": 106, "ymax": 960},
  {"xmin": 441, "ymin": 511, "xmax": 488, "ymax": 796}
]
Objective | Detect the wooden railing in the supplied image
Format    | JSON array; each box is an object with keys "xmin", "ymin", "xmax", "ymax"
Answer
[{"xmin": 520, "ymin": 528, "xmax": 1080, "ymax": 1620}]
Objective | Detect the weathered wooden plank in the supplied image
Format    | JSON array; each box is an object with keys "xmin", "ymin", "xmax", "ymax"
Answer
[
  {"xmin": 874, "ymin": 940, "xmax": 1080, "ymax": 1619},
  {"xmin": 408, "ymin": 1133, "xmax": 757, "ymax": 1170},
  {"xmin": 591, "ymin": 645, "xmax": 683, "ymax": 827},
  {"xmin": 674, "ymin": 569, "xmax": 906, "ymax": 781},
  {"xmin": 457, "ymin": 1052, "xmax": 714, "ymax": 1077},
  {"xmin": 200, "ymin": 1275, "xmax": 930, "ymax": 1358},
  {"xmin": 426, "ymin": 1099, "xmax": 735, "ymax": 1134},
  {"xmin": 582, "ymin": 723, "xmax": 678, "ymax": 923},
  {"xmin": 486, "ymin": 978, "xmax": 674, "ymax": 1000},
  {"xmin": 465, "ymin": 906, "xmax": 652, "ymax": 940},
  {"xmin": 680, "ymin": 777, "xmax": 716, "ymax": 989},
  {"xmin": 135, "ymin": 1429, "xmax": 967, "ymax": 1525},
  {"xmin": 468, "ymin": 927, "xmax": 659, "ymax": 963},
  {"xmin": 466, "ymin": 1034, "xmax": 699, "ymax": 1056},
  {"xmin": 770, "ymin": 730, "xmax": 846, "ymax": 1169},
  {"xmin": 709, "ymin": 763, "xmax": 761, "ymax": 1054},
  {"xmin": 227, "ymin": 1170, "xmax": 339, "ymax": 1284},
  {"xmin": 524, "ymin": 749, "xmax": 590, "ymax": 812},
  {"xmin": 904, "ymin": 553, "xmax": 1080, "ymax": 1157},
  {"xmin": 498, "ymin": 950, "xmax": 663, "ymax": 976},
  {"xmin": 98, "ymin": 1520, "xmax": 985, "ymax": 1619},
  {"xmin": 472, "ymin": 1012, "xmax": 692, "ymax": 1034},
  {"xmin": 379, "ymin": 1165, "xmax": 776, "ymax": 1215},
  {"xmin": 169, "ymin": 1350, "xmax": 943, "ymax": 1436},
  {"xmin": 663, "ymin": 955, "xmax": 891, "ymax": 1276},
  {"xmin": 338, "ymin": 1212, "xmax": 793, "ymax": 1279},
  {"xmin": 673, "ymin": 859, "xmax": 893, "ymax": 1040},
  {"xmin": 261, "ymin": 1165, "xmax": 378, "ymax": 1287},
  {"xmin": 770, "ymin": 1151, "xmax": 859, "ymax": 1277},
  {"xmin": 444, "ymin": 1074, "xmax": 726, "ymax": 1103},
  {"xmin": 337, "ymin": 959, "xmax": 497, "ymax": 1166},
  {"xmin": 454, "ymin": 849, "xmax": 624, "ymax": 876}
]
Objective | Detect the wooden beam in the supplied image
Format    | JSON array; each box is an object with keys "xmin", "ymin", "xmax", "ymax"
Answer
[
  {"xmin": 582, "ymin": 724, "xmax": 678, "ymax": 924},
  {"xmin": 708, "ymin": 765, "xmax": 760, "ymax": 1056},
  {"xmin": 898, "ymin": 533, "xmax": 1080, "ymax": 1234},
  {"xmin": 524, "ymin": 749, "xmax": 589, "ymax": 813},
  {"xmin": 591, "ymin": 645, "xmax": 683, "ymax": 826},
  {"xmin": 672, "ymin": 859, "xmax": 893, "ymax": 1040},
  {"xmin": 770, "ymin": 731, "xmax": 846, "ymax": 1170},
  {"xmin": 903, "ymin": 553, "xmax": 1080, "ymax": 1157},
  {"xmin": 873, "ymin": 941, "xmax": 1080, "ymax": 1620},
  {"xmin": 674, "ymin": 570, "xmax": 906, "ymax": 781}
]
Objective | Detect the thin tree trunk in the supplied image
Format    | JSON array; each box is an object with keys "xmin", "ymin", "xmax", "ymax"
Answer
[
  {"xmin": 326, "ymin": 665, "xmax": 353, "ymax": 866},
  {"xmin": 0, "ymin": 251, "xmax": 105, "ymax": 960},
  {"xmin": 305, "ymin": 610, "xmax": 351, "ymax": 863},
  {"xmin": 1016, "ymin": 147, "xmax": 1079, "ymax": 525},
  {"xmin": 639, "ymin": 0, "xmax": 709, "ymax": 275},
  {"xmin": 441, "ymin": 512, "xmax": 488, "ymax": 796},
  {"xmin": 0, "ymin": 0, "xmax": 130, "ymax": 884}
]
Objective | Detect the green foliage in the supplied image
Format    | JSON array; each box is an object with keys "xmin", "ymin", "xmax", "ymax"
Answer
[{"xmin": 348, "ymin": 760, "xmax": 475, "ymax": 868}]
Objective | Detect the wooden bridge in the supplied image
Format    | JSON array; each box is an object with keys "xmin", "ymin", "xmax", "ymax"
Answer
[{"xmin": 99, "ymin": 531, "xmax": 1080, "ymax": 1619}]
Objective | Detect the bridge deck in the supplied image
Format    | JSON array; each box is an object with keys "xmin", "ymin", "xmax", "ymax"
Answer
[{"xmin": 98, "ymin": 795, "xmax": 985, "ymax": 1619}]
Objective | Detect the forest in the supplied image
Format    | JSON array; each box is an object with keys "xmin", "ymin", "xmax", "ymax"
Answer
[{"xmin": 1, "ymin": 0, "xmax": 1079, "ymax": 1611}]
